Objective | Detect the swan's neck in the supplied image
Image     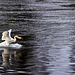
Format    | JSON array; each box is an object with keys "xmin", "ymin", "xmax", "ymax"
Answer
[
  {"xmin": 13, "ymin": 36, "xmax": 17, "ymax": 42},
  {"xmin": 14, "ymin": 36, "xmax": 17, "ymax": 39},
  {"xmin": 13, "ymin": 36, "xmax": 22, "ymax": 42}
]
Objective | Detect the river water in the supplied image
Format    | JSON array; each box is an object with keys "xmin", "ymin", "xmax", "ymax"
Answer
[{"xmin": 0, "ymin": 0, "xmax": 75, "ymax": 75}]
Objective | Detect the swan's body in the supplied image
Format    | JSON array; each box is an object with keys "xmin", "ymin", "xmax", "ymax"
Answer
[{"xmin": 0, "ymin": 29, "xmax": 23, "ymax": 48}]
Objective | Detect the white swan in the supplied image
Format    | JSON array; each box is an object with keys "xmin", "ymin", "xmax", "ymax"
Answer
[{"xmin": 0, "ymin": 29, "xmax": 23, "ymax": 49}]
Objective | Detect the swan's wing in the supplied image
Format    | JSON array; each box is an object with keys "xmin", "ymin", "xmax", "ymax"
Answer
[
  {"xmin": 8, "ymin": 29, "xmax": 12, "ymax": 39},
  {"xmin": 2, "ymin": 31, "xmax": 9, "ymax": 40},
  {"xmin": 8, "ymin": 29, "xmax": 15, "ymax": 42}
]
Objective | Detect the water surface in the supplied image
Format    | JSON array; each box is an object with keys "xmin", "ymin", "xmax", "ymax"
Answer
[{"xmin": 0, "ymin": 0, "xmax": 75, "ymax": 75}]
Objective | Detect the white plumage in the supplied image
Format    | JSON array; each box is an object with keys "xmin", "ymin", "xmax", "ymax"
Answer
[{"xmin": 0, "ymin": 29, "xmax": 23, "ymax": 49}]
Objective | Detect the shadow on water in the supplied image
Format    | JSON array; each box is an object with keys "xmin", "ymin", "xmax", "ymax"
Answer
[
  {"xmin": 69, "ymin": 41, "xmax": 75, "ymax": 75},
  {"xmin": 69, "ymin": 46, "xmax": 75, "ymax": 75},
  {"xmin": 61, "ymin": 3, "xmax": 75, "ymax": 7}
]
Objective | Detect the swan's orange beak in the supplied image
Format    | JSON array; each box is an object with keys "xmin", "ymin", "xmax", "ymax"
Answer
[
  {"xmin": 17, "ymin": 37, "xmax": 23, "ymax": 40},
  {"xmin": 21, "ymin": 37, "xmax": 23, "ymax": 40}
]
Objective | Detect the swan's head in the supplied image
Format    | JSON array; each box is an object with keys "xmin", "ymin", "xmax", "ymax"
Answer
[{"xmin": 14, "ymin": 35, "xmax": 23, "ymax": 40}]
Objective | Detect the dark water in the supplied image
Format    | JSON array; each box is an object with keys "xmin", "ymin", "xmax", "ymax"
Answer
[{"xmin": 0, "ymin": 0, "xmax": 75, "ymax": 75}]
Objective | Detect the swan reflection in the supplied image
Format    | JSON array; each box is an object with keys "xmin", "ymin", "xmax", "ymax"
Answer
[
  {"xmin": 2, "ymin": 48, "xmax": 10, "ymax": 65},
  {"xmin": 2, "ymin": 48, "xmax": 22, "ymax": 66}
]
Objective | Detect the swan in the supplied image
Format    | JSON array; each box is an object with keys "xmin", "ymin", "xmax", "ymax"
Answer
[{"xmin": 0, "ymin": 29, "xmax": 23, "ymax": 49}]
